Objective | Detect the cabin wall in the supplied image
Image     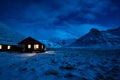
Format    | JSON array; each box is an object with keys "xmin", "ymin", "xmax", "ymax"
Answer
[
  {"xmin": 0, "ymin": 45, "xmax": 7, "ymax": 52},
  {"xmin": 0, "ymin": 43, "xmax": 46, "ymax": 53},
  {"xmin": 0, "ymin": 44, "xmax": 23, "ymax": 52},
  {"xmin": 0, "ymin": 37, "xmax": 46, "ymax": 53},
  {"xmin": 22, "ymin": 44, "xmax": 45, "ymax": 53},
  {"xmin": 18, "ymin": 37, "xmax": 46, "ymax": 53}
]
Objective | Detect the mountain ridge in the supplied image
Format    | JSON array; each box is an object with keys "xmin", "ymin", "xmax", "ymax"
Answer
[
  {"xmin": 70, "ymin": 27, "xmax": 120, "ymax": 48},
  {"xmin": 106, "ymin": 26, "xmax": 120, "ymax": 36}
]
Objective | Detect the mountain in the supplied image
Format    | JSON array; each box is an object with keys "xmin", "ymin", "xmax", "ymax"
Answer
[
  {"xmin": 71, "ymin": 28, "xmax": 120, "ymax": 48},
  {"xmin": 107, "ymin": 26, "xmax": 120, "ymax": 36},
  {"xmin": 42, "ymin": 27, "xmax": 120, "ymax": 48},
  {"xmin": 49, "ymin": 38, "xmax": 76, "ymax": 46},
  {"xmin": 41, "ymin": 38, "xmax": 76, "ymax": 48},
  {"xmin": 41, "ymin": 40, "xmax": 61, "ymax": 48},
  {"xmin": 0, "ymin": 23, "xmax": 25, "ymax": 45}
]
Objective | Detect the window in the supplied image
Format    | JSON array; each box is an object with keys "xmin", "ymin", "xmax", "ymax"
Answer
[
  {"xmin": 34, "ymin": 44, "xmax": 39, "ymax": 50},
  {"xmin": 41, "ymin": 45, "xmax": 43, "ymax": 49},
  {"xmin": 28, "ymin": 44, "xmax": 31, "ymax": 49},
  {"xmin": 0, "ymin": 45, "xmax": 2, "ymax": 49},
  {"xmin": 7, "ymin": 45, "xmax": 11, "ymax": 49}
]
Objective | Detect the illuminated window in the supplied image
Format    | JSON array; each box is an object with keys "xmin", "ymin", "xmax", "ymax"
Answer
[
  {"xmin": 7, "ymin": 45, "xmax": 11, "ymax": 49},
  {"xmin": 0, "ymin": 45, "xmax": 2, "ymax": 49},
  {"xmin": 41, "ymin": 45, "xmax": 43, "ymax": 49},
  {"xmin": 34, "ymin": 44, "xmax": 39, "ymax": 50},
  {"xmin": 28, "ymin": 44, "xmax": 31, "ymax": 49}
]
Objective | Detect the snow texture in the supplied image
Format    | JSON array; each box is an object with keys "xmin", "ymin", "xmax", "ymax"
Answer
[
  {"xmin": 41, "ymin": 38, "xmax": 76, "ymax": 48},
  {"xmin": 41, "ymin": 40, "xmax": 62, "ymax": 48},
  {"xmin": 0, "ymin": 49, "xmax": 120, "ymax": 80},
  {"xmin": 71, "ymin": 28, "xmax": 120, "ymax": 48}
]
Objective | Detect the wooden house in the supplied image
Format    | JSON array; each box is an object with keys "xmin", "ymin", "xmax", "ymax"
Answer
[
  {"xmin": 0, "ymin": 24, "xmax": 45, "ymax": 53},
  {"xmin": 0, "ymin": 37, "xmax": 46, "ymax": 53},
  {"xmin": 18, "ymin": 37, "xmax": 46, "ymax": 53},
  {"xmin": 0, "ymin": 39, "xmax": 22, "ymax": 52}
]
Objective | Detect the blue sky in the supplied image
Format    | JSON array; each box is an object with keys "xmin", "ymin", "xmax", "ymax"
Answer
[{"xmin": 0, "ymin": 0, "xmax": 120, "ymax": 40}]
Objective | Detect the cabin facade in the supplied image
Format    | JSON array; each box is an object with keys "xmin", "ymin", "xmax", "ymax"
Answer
[
  {"xmin": 0, "ymin": 39, "xmax": 21, "ymax": 52},
  {"xmin": 0, "ymin": 37, "xmax": 46, "ymax": 53},
  {"xmin": 0, "ymin": 44, "xmax": 22, "ymax": 52},
  {"xmin": 0, "ymin": 44, "xmax": 13, "ymax": 52},
  {"xmin": 18, "ymin": 37, "xmax": 46, "ymax": 53}
]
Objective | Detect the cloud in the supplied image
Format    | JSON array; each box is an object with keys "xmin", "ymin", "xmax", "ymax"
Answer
[
  {"xmin": 0, "ymin": 0, "xmax": 119, "ymax": 40},
  {"xmin": 17, "ymin": 0, "xmax": 118, "ymax": 26},
  {"xmin": 15, "ymin": 23, "xmax": 108, "ymax": 40},
  {"xmin": 0, "ymin": 0, "xmax": 118, "ymax": 26},
  {"xmin": 18, "ymin": 27, "xmax": 78, "ymax": 40},
  {"xmin": 62, "ymin": 23, "xmax": 108, "ymax": 37}
]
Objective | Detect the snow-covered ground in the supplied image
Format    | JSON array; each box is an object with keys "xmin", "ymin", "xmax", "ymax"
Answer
[{"xmin": 0, "ymin": 49, "xmax": 120, "ymax": 80}]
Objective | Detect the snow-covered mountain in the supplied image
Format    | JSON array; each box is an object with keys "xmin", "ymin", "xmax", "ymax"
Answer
[
  {"xmin": 41, "ymin": 38, "xmax": 76, "ymax": 48},
  {"xmin": 71, "ymin": 28, "xmax": 120, "ymax": 48},
  {"xmin": 49, "ymin": 38, "xmax": 76, "ymax": 46},
  {"xmin": 42, "ymin": 26, "xmax": 120, "ymax": 48},
  {"xmin": 41, "ymin": 40, "xmax": 61, "ymax": 48},
  {"xmin": 0, "ymin": 23, "xmax": 25, "ymax": 45}
]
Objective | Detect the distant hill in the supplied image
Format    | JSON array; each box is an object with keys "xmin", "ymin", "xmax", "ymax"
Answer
[
  {"xmin": 0, "ymin": 23, "xmax": 25, "ymax": 45},
  {"xmin": 71, "ymin": 28, "xmax": 120, "ymax": 48},
  {"xmin": 41, "ymin": 40, "xmax": 61, "ymax": 48},
  {"xmin": 43, "ymin": 26, "xmax": 120, "ymax": 48},
  {"xmin": 41, "ymin": 38, "xmax": 76, "ymax": 48},
  {"xmin": 107, "ymin": 26, "xmax": 120, "ymax": 36}
]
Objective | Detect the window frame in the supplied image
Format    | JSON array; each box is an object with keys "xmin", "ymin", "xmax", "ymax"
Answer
[
  {"xmin": 0, "ymin": 45, "xmax": 2, "ymax": 49},
  {"xmin": 28, "ymin": 44, "xmax": 31, "ymax": 49},
  {"xmin": 7, "ymin": 45, "xmax": 11, "ymax": 50},
  {"xmin": 34, "ymin": 44, "xmax": 39, "ymax": 50}
]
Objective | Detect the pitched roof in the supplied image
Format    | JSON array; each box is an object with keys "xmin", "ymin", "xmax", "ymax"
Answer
[{"xmin": 18, "ymin": 37, "xmax": 43, "ymax": 44}]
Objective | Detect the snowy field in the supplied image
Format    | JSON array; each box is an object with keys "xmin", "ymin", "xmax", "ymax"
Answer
[{"xmin": 0, "ymin": 49, "xmax": 120, "ymax": 80}]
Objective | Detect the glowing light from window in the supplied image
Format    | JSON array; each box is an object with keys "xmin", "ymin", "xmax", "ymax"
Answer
[
  {"xmin": 0, "ymin": 45, "xmax": 2, "ymax": 49},
  {"xmin": 41, "ymin": 45, "xmax": 43, "ymax": 49},
  {"xmin": 28, "ymin": 44, "xmax": 31, "ymax": 49},
  {"xmin": 7, "ymin": 45, "xmax": 11, "ymax": 49},
  {"xmin": 34, "ymin": 44, "xmax": 39, "ymax": 50}
]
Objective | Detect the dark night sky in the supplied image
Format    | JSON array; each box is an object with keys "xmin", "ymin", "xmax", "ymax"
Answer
[{"xmin": 0, "ymin": 0, "xmax": 120, "ymax": 40}]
